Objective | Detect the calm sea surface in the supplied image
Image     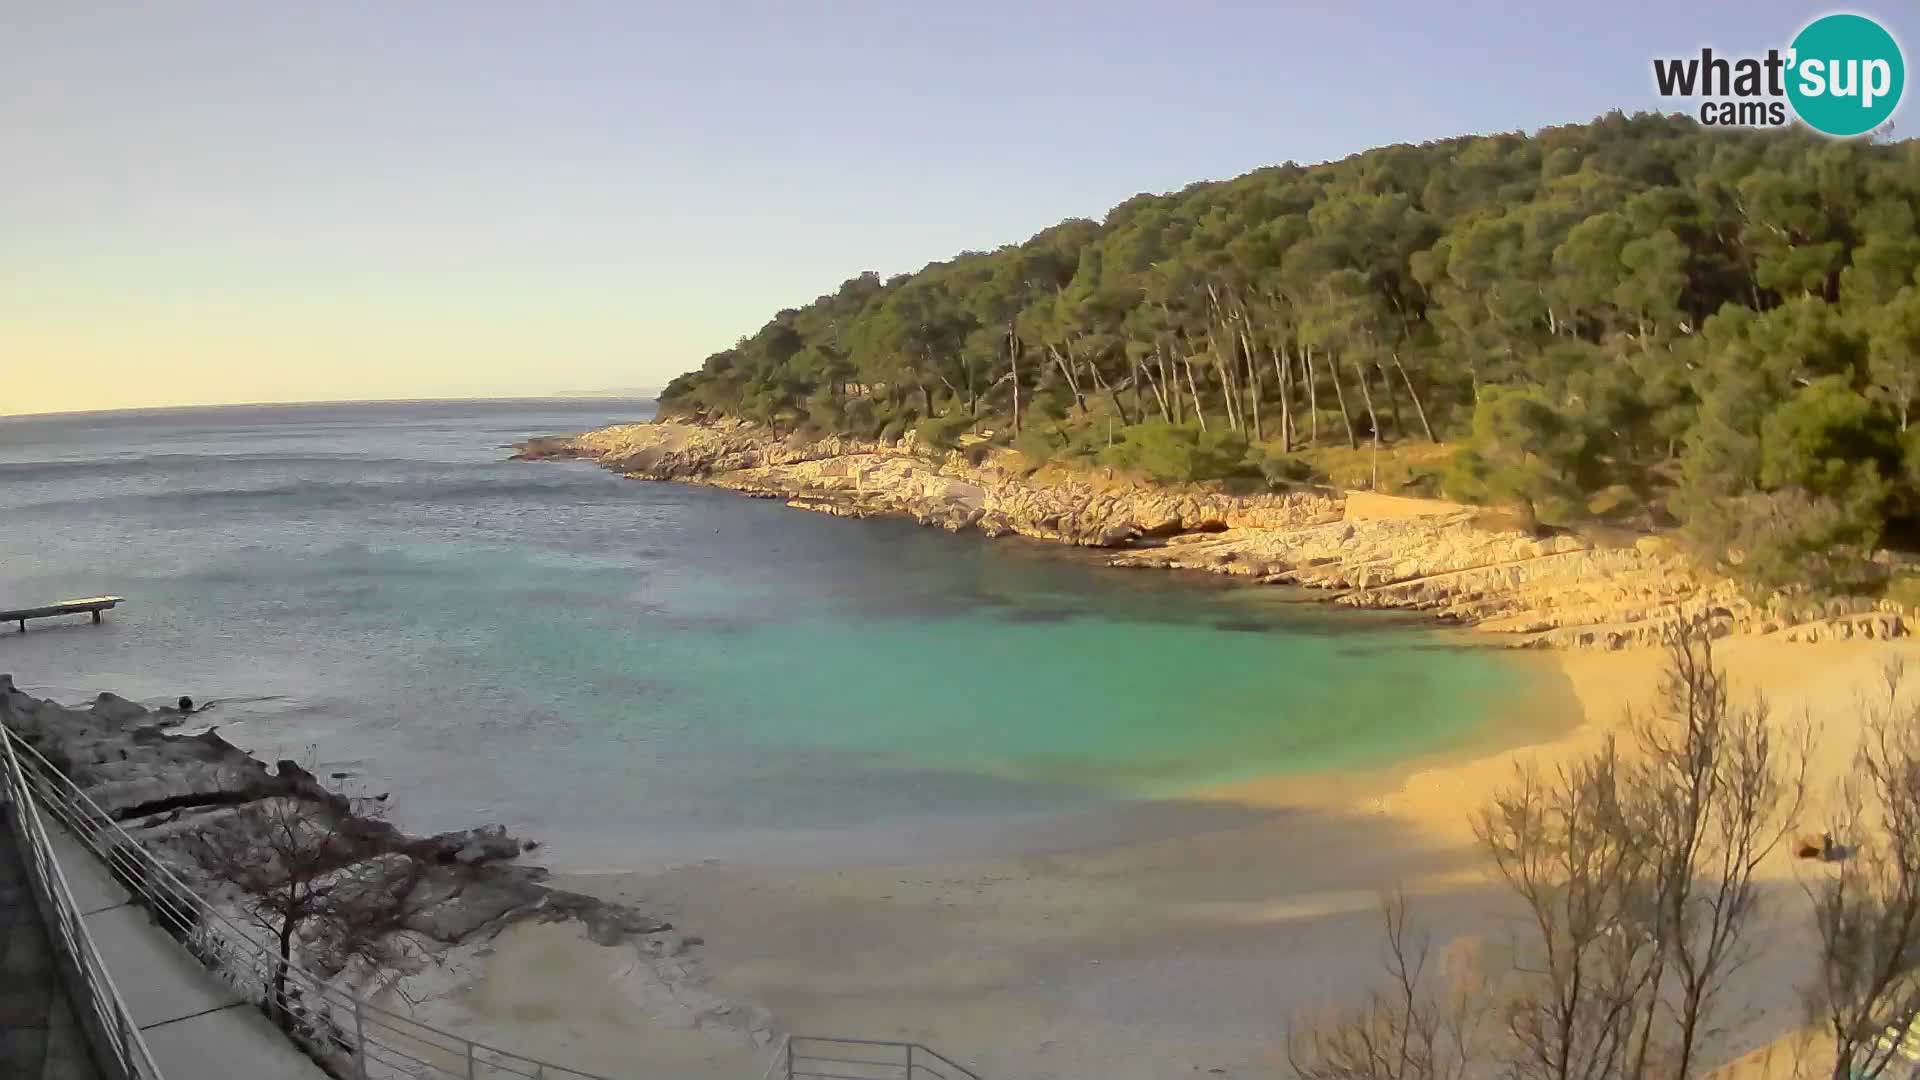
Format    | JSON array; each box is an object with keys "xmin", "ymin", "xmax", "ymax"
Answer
[{"xmin": 0, "ymin": 400, "xmax": 1541, "ymax": 870}]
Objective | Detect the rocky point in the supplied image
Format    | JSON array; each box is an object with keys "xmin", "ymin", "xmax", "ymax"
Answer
[{"xmin": 515, "ymin": 417, "xmax": 1914, "ymax": 649}]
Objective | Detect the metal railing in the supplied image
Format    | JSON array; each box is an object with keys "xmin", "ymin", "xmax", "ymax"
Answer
[
  {"xmin": 763, "ymin": 1035, "xmax": 983, "ymax": 1080},
  {"xmin": 0, "ymin": 722, "xmax": 165, "ymax": 1080},
  {"xmin": 3, "ymin": 722, "xmax": 987, "ymax": 1080},
  {"xmin": 0, "ymin": 723, "xmax": 616, "ymax": 1080}
]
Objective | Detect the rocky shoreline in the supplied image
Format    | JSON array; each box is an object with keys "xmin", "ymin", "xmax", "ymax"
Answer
[
  {"xmin": 0, "ymin": 673, "xmax": 773, "ymax": 1067},
  {"xmin": 515, "ymin": 418, "xmax": 1914, "ymax": 649}
]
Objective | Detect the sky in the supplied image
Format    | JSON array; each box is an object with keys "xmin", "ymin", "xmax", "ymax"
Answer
[{"xmin": 3, "ymin": 1, "xmax": 1911, "ymax": 416}]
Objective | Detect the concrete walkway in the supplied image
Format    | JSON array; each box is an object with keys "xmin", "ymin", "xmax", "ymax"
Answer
[
  {"xmin": 46, "ymin": 826, "xmax": 327, "ymax": 1080},
  {"xmin": 0, "ymin": 822, "xmax": 100, "ymax": 1080}
]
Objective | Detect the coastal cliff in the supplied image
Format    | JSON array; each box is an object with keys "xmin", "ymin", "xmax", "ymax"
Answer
[
  {"xmin": 518, "ymin": 419, "xmax": 1915, "ymax": 649},
  {"xmin": 0, "ymin": 674, "xmax": 774, "ymax": 1065}
]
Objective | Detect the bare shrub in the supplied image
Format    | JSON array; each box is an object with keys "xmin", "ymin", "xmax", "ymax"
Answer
[
  {"xmin": 1290, "ymin": 620, "xmax": 1807, "ymax": 1080},
  {"xmin": 1806, "ymin": 660, "xmax": 1920, "ymax": 1080},
  {"xmin": 1288, "ymin": 893, "xmax": 1488, "ymax": 1080},
  {"xmin": 186, "ymin": 788, "xmax": 426, "ymax": 1027}
]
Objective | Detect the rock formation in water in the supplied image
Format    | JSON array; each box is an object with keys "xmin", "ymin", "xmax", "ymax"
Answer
[
  {"xmin": 0, "ymin": 674, "xmax": 774, "ymax": 1056},
  {"xmin": 514, "ymin": 419, "xmax": 1913, "ymax": 649}
]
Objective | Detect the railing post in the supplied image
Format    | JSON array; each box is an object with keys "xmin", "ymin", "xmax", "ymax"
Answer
[
  {"xmin": 6, "ymin": 720, "xmax": 628, "ymax": 1080},
  {"xmin": 787, "ymin": 1034, "xmax": 795, "ymax": 1080},
  {"xmin": 2, "ymin": 725, "xmax": 165, "ymax": 1077},
  {"xmin": 907, "ymin": 1043, "xmax": 915, "ymax": 1078}
]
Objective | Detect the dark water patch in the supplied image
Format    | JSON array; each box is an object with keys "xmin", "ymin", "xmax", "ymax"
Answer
[
  {"xmin": 187, "ymin": 544, "xmax": 486, "ymax": 584},
  {"xmin": 499, "ymin": 589, "xmax": 663, "ymax": 617},
  {"xmin": 1001, "ymin": 607, "xmax": 1080, "ymax": 624},
  {"xmin": 1212, "ymin": 618, "xmax": 1275, "ymax": 634}
]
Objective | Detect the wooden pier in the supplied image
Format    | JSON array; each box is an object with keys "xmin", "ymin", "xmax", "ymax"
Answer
[{"xmin": 3, "ymin": 596, "xmax": 124, "ymax": 632}]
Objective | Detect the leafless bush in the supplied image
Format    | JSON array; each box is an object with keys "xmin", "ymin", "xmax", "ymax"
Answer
[
  {"xmin": 1480, "ymin": 737, "xmax": 1663, "ymax": 1080},
  {"xmin": 185, "ymin": 788, "xmax": 426, "ymax": 1027},
  {"xmin": 1288, "ymin": 893, "xmax": 1488, "ymax": 1080},
  {"xmin": 1627, "ymin": 625, "xmax": 1808, "ymax": 1080},
  {"xmin": 1289, "ymin": 620, "xmax": 1807, "ymax": 1080},
  {"xmin": 1806, "ymin": 659, "xmax": 1920, "ymax": 1080}
]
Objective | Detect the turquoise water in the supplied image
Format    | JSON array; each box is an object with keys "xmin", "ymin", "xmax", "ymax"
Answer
[{"xmin": 0, "ymin": 400, "xmax": 1538, "ymax": 869}]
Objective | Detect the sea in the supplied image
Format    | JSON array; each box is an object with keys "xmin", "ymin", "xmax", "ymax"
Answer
[{"xmin": 0, "ymin": 399, "xmax": 1544, "ymax": 871}]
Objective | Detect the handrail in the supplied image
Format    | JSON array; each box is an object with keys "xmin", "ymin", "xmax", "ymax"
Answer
[
  {"xmin": 761, "ymin": 1033, "xmax": 793, "ymax": 1080},
  {"xmin": 0, "ymin": 722, "xmax": 617, "ymax": 1080},
  {"xmin": 5, "ymin": 720, "xmax": 987, "ymax": 1080},
  {"xmin": 772, "ymin": 1035, "xmax": 983, "ymax": 1080},
  {"xmin": 0, "ymin": 721, "xmax": 166, "ymax": 1079}
]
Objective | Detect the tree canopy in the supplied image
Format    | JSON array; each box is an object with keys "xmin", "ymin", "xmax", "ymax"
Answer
[{"xmin": 660, "ymin": 112, "xmax": 1920, "ymax": 593}]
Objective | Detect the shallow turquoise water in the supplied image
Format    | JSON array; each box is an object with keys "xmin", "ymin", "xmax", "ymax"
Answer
[{"xmin": 0, "ymin": 400, "xmax": 1537, "ymax": 869}]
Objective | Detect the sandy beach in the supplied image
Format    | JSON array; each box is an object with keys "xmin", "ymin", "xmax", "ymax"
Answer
[{"xmin": 426, "ymin": 636, "xmax": 1920, "ymax": 1080}]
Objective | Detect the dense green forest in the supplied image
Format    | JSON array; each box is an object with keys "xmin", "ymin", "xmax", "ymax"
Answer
[{"xmin": 659, "ymin": 112, "xmax": 1920, "ymax": 594}]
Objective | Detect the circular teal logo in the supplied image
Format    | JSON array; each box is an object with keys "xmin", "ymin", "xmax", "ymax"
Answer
[{"xmin": 1787, "ymin": 14, "xmax": 1905, "ymax": 137}]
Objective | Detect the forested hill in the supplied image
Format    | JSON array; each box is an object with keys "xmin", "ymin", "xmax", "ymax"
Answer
[{"xmin": 659, "ymin": 112, "xmax": 1920, "ymax": 594}]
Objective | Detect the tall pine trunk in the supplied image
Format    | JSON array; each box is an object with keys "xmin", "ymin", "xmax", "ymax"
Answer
[
  {"xmin": 1049, "ymin": 343, "xmax": 1086, "ymax": 415},
  {"xmin": 1183, "ymin": 356, "xmax": 1207, "ymax": 432},
  {"xmin": 1088, "ymin": 356, "xmax": 1132, "ymax": 425},
  {"xmin": 1239, "ymin": 326, "xmax": 1262, "ymax": 442},
  {"xmin": 1376, "ymin": 360, "xmax": 1403, "ymax": 438},
  {"xmin": 1144, "ymin": 349, "xmax": 1172, "ymax": 422},
  {"xmin": 1007, "ymin": 325, "xmax": 1021, "ymax": 436},
  {"xmin": 1273, "ymin": 345, "xmax": 1292, "ymax": 451},
  {"xmin": 1300, "ymin": 348, "xmax": 1319, "ymax": 447},
  {"xmin": 1352, "ymin": 355, "xmax": 1380, "ymax": 488},
  {"xmin": 1391, "ymin": 354, "xmax": 1436, "ymax": 442},
  {"xmin": 1206, "ymin": 330, "xmax": 1239, "ymax": 431},
  {"xmin": 1158, "ymin": 344, "xmax": 1180, "ymax": 425},
  {"xmin": 1326, "ymin": 349, "xmax": 1358, "ymax": 450}
]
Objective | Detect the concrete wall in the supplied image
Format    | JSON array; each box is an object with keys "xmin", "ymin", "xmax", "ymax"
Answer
[{"xmin": 1342, "ymin": 490, "xmax": 1473, "ymax": 522}]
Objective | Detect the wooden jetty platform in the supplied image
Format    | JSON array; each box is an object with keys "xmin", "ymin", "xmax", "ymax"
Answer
[{"xmin": 3, "ymin": 596, "xmax": 124, "ymax": 632}]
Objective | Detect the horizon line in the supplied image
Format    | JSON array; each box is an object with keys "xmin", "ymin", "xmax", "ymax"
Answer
[{"xmin": 0, "ymin": 393, "xmax": 659, "ymax": 422}]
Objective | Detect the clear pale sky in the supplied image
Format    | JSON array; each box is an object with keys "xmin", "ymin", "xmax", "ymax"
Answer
[{"xmin": 3, "ymin": 1, "xmax": 1908, "ymax": 415}]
